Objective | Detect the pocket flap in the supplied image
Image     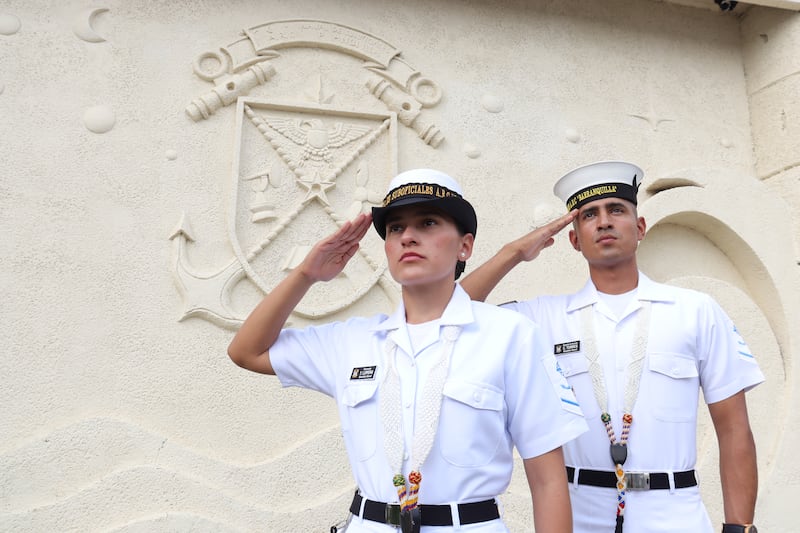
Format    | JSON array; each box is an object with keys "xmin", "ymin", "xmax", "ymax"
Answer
[
  {"xmin": 443, "ymin": 381, "xmax": 504, "ymax": 411},
  {"xmin": 341, "ymin": 381, "xmax": 379, "ymax": 407},
  {"xmin": 555, "ymin": 353, "xmax": 590, "ymax": 378},
  {"xmin": 648, "ymin": 352, "xmax": 698, "ymax": 379}
]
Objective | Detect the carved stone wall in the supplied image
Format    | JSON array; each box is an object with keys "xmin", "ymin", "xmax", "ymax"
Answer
[{"xmin": 1, "ymin": 1, "xmax": 798, "ymax": 531}]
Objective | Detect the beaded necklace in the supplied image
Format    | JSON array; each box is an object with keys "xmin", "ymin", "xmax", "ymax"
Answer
[
  {"xmin": 579, "ymin": 301, "xmax": 651, "ymax": 533},
  {"xmin": 379, "ymin": 325, "xmax": 461, "ymax": 531}
]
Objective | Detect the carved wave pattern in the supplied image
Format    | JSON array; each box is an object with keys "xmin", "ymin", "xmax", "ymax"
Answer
[{"xmin": 0, "ymin": 418, "xmax": 354, "ymax": 531}]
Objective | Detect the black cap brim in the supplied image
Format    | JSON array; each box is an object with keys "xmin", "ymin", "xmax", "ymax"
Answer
[{"xmin": 372, "ymin": 196, "xmax": 477, "ymax": 240}]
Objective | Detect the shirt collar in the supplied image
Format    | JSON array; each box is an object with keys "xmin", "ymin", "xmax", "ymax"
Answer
[
  {"xmin": 635, "ymin": 272, "xmax": 677, "ymax": 303},
  {"xmin": 566, "ymin": 271, "xmax": 675, "ymax": 313},
  {"xmin": 371, "ymin": 283, "xmax": 475, "ymax": 333}
]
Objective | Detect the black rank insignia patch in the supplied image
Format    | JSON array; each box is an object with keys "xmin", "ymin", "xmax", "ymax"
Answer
[
  {"xmin": 554, "ymin": 341, "xmax": 580, "ymax": 355},
  {"xmin": 350, "ymin": 366, "xmax": 377, "ymax": 380}
]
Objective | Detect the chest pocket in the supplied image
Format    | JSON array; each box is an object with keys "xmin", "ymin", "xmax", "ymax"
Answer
[
  {"xmin": 439, "ymin": 380, "xmax": 505, "ymax": 467},
  {"xmin": 555, "ymin": 353, "xmax": 600, "ymax": 418},
  {"xmin": 647, "ymin": 352, "xmax": 700, "ymax": 423},
  {"xmin": 340, "ymin": 380, "xmax": 380, "ymax": 461}
]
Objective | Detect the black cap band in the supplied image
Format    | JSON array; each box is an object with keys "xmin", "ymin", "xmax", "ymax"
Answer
[
  {"xmin": 381, "ymin": 182, "xmax": 463, "ymax": 207},
  {"xmin": 565, "ymin": 176, "xmax": 639, "ymax": 211},
  {"xmin": 372, "ymin": 182, "xmax": 477, "ymax": 240}
]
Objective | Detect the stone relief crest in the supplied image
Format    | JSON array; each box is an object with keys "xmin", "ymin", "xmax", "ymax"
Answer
[{"xmin": 170, "ymin": 20, "xmax": 445, "ymax": 327}]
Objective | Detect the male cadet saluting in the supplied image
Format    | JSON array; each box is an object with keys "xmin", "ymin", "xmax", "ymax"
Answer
[{"xmin": 461, "ymin": 161, "xmax": 764, "ymax": 533}]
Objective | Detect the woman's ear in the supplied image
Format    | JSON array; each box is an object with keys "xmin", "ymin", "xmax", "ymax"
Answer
[{"xmin": 459, "ymin": 233, "xmax": 475, "ymax": 261}]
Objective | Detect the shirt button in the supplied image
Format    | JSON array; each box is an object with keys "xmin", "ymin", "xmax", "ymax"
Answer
[
  {"xmin": 405, "ymin": 402, "xmax": 412, "ymax": 409},
  {"xmin": 472, "ymin": 391, "xmax": 482, "ymax": 403}
]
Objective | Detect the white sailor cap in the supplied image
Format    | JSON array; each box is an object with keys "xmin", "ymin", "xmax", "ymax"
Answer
[
  {"xmin": 371, "ymin": 168, "xmax": 477, "ymax": 240},
  {"xmin": 553, "ymin": 161, "xmax": 644, "ymax": 211}
]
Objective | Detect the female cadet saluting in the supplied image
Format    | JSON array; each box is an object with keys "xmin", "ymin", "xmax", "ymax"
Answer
[{"xmin": 227, "ymin": 168, "xmax": 587, "ymax": 533}]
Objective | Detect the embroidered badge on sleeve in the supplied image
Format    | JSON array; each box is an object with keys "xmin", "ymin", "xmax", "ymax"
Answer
[
  {"xmin": 544, "ymin": 355, "xmax": 583, "ymax": 415},
  {"xmin": 733, "ymin": 326, "xmax": 756, "ymax": 363}
]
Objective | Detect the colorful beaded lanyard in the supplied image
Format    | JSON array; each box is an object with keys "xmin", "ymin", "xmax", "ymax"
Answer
[
  {"xmin": 579, "ymin": 301, "xmax": 651, "ymax": 533},
  {"xmin": 379, "ymin": 325, "xmax": 461, "ymax": 530}
]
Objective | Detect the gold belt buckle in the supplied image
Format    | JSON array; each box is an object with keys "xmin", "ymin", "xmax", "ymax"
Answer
[{"xmin": 625, "ymin": 471, "xmax": 651, "ymax": 490}]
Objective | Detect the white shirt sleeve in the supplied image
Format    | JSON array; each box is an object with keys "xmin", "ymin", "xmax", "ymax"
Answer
[
  {"xmin": 502, "ymin": 317, "xmax": 588, "ymax": 459},
  {"xmin": 269, "ymin": 320, "xmax": 345, "ymax": 398},
  {"xmin": 697, "ymin": 294, "xmax": 765, "ymax": 404}
]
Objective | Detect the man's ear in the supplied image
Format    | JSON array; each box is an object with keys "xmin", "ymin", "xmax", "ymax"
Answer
[{"xmin": 569, "ymin": 229, "xmax": 580, "ymax": 251}]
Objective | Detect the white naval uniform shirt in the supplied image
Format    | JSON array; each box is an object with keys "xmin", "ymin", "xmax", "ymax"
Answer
[
  {"xmin": 271, "ymin": 284, "xmax": 588, "ymax": 532},
  {"xmin": 504, "ymin": 273, "xmax": 765, "ymax": 533}
]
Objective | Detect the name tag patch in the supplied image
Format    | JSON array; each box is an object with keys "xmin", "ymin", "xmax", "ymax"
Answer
[
  {"xmin": 554, "ymin": 340, "xmax": 580, "ymax": 355},
  {"xmin": 350, "ymin": 366, "xmax": 377, "ymax": 380}
]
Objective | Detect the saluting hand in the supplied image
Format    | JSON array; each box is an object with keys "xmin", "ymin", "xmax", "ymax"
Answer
[
  {"xmin": 300, "ymin": 213, "xmax": 373, "ymax": 282},
  {"xmin": 512, "ymin": 210, "xmax": 577, "ymax": 262}
]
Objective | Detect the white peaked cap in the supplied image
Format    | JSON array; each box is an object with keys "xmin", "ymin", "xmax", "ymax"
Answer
[
  {"xmin": 553, "ymin": 161, "xmax": 644, "ymax": 211},
  {"xmin": 385, "ymin": 168, "xmax": 465, "ymax": 195}
]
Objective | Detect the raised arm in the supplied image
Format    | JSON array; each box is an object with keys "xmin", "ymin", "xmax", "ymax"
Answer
[
  {"xmin": 227, "ymin": 213, "xmax": 373, "ymax": 374},
  {"xmin": 460, "ymin": 211, "xmax": 576, "ymax": 301},
  {"xmin": 708, "ymin": 390, "xmax": 758, "ymax": 525}
]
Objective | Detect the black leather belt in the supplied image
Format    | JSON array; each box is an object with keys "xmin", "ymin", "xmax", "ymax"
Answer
[
  {"xmin": 349, "ymin": 491, "xmax": 500, "ymax": 526},
  {"xmin": 566, "ymin": 466, "xmax": 698, "ymax": 490}
]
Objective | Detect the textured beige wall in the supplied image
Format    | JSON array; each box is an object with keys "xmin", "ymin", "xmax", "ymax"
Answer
[{"xmin": 1, "ymin": 1, "xmax": 798, "ymax": 531}]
